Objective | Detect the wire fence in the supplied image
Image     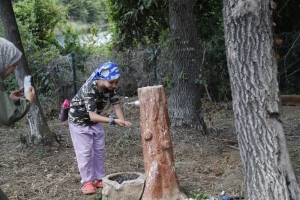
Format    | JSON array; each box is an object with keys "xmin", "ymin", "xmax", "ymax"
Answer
[
  {"xmin": 42, "ymin": 45, "xmax": 174, "ymax": 115},
  {"xmin": 41, "ymin": 31, "xmax": 300, "ymax": 116}
]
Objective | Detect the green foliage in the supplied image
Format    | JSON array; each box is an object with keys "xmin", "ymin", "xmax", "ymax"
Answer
[
  {"xmin": 194, "ymin": 74, "xmax": 204, "ymax": 85},
  {"xmin": 114, "ymin": 129, "xmax": 134, "ymax": 156},
  {"xmin": 86, "ymin": 189, "xmax": 103, "ymax": 200},
  {"xmin": 14, "ymin": 0, "xmax": 68, "ymax": 48},
  {"xmin": 105, "ymin": 0, "xmax": 169, "ymax": 49},
  {"xmin": 80, "ymin": 24, "xmax": 112, "ymax": 55},
  {"xmin": 34, "ymin": 70, "xmax": 54, "ymax": 97},
  {"xmin": 3, "ymin": 74, "xmax": 19, "ymax": 93},
  {"xmin": 7, "ymin": 121, "xmax": 22, "ymax": 137},
  {"xmin": 11, "ymin": 0, "xmax": 105, "ymax": 102},
  {"xmin": 36, "ymin": 147, "xmax": 46, "ymax": 158},
  {"xmin": 162, "ymin": 74, "xmax": 174, "ymax": 89},
  {"xmin": 105, "ymin": 0, "xmax": 224, "ymax": 49},
  {"xmin": 202, "ymin": 38, "xmax": 231, "ymax": 101},
  {"xmin": 0, "ymin": 20, "xmax": 4, "ymax": 37},
  {"xmin": 13, "ymin": 0, "xmax": 96, "ymax": 55},
  {"xmin": 19, "ymin": 133, "xmax": 27, "ymax": 145},
  {"xmin": 158, "ymin": 28, "xmax": 171, "ymax": 44},
  {"xmin": 60, "ymin": 0, "xmax": 107, "ymax": 23},
  {"xmin": 58, "ymin": 23, "xmax": 88, "ymax": 55},
  {"xmin": 178, "ymin": 71, "xmax": 188, "ymax": 81},
  {"xmin": 189, "ymin": 189, "xmax": 209, "ymax": 200},
  {"xmin": 116, "ymin": 129, "xmax": 131, "ymax": 148},
  {"xmin": 194, "ymin": 0, "xmax": 224, "ymax": 41}
]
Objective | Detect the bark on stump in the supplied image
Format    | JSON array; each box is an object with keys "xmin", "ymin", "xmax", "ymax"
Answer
[{"xmin": 138, "ymin": 85, "xmax": 187, "ymax": 200}]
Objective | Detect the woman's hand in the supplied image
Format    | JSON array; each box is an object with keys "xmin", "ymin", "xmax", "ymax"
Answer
[
  {"xmin": 25, "ymin": 86, "xmax": 36, "ymax": 106},
  {"xmin": 10, "ymin": 87, "xmax": 24, "ymax": 102},
  {"xmin": 114, "ymin": 119, "xmax": 132, "ymax": 128}
]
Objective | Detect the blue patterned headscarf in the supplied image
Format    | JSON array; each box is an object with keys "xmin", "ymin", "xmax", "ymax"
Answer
[{"xmin": 86, "ymin": 62, "xmax": 120, "ymax": 82}]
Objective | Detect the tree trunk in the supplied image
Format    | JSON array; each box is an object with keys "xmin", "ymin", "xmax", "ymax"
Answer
[
  {"xmin": 0, "ymin": 0, "xmax": 54, "ymax": 145},
  {"xmin": 168, "ymin": 0, "xmax": 207, "ymax": 133},
  {"xmin": 138, "ymin": 85, "xmax": 187, "ymax": 200},
  {"xmin": 223, "ymin": 0, "xmax": 300, "ymax": 199}
]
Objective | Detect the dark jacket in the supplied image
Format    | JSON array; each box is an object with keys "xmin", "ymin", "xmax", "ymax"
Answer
[
  {"xmin": 0, "ymin": 76, "xmax": 30, "ymax": 126},
  {"xmin": 0, "ymin": 188, "xmax": 9, "ymax": 200}
]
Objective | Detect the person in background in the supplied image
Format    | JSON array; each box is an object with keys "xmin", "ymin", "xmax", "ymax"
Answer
[
  {"xmin": 68, "ymin": 62, "xmax": 131, "ymax": 195},
  {"xmin": 0, "ymin": 37, "xmax": 36, "ymax": 199}
]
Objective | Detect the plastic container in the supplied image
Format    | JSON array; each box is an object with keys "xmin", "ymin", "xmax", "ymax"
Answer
[{"xmin": 59, "ymin": 99, "xmax": 70, "ymax": 122}]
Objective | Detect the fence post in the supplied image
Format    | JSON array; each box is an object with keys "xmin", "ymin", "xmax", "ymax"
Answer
[
  {"xmin": 152, "ymin": 47, "xmax": 158, "ymax": 85},
  {"xmin": 71, "ymin": 53, "xmax": 77, "ymax": 95}
]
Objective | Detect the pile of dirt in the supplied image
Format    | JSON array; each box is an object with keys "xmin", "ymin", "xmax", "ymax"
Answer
[{"xmin": 0, "ymin": 103, "xmax": 299, "ymax": 200}]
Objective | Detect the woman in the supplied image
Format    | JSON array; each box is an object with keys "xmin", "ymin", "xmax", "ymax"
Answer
[
  {"xmin": 68, "ymin": 62, "xmax": 131, "ymax": 194},
  {"xmin": 0, "ymin": 37, "xmax": 36, "ymax": 124},
  {"xmin": 0, "ymin": 37, "xmax": 36, "ymax": 199}
]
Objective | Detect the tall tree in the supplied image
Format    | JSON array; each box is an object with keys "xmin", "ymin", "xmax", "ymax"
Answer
[
  {"xmin": 223, "ymin": 0, "xmax": 300, "ymax": 199},
  {"xmin": 0, "ymin": 0, "xmax": 54, "ymax": 145},
  {"xmin": 168, "ymin": 0, "xmax": 207, "ymax": 133}
]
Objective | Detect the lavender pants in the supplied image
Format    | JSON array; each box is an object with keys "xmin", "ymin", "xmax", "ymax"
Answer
[{"xmin": 69, "ymin": 122, "xmax": 105, "ymax": 184}]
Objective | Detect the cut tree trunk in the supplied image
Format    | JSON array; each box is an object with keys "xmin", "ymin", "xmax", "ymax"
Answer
[{"xmin": 138, "ymin": 85, "xmax": 187, "ymax": 200}]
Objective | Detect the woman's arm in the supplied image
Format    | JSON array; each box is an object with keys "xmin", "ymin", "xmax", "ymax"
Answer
[
  {"xmin": 89, "ymin": 112, "xmax": 111, "ymax": 123},
  {"xmin": 113, "ymin": 104, "xmax": 125, "ymax": 120},
  {"xmin": 88, "ymin": 104, "xmax": 131, "ymax": 127},
  {"xmin": 0, "ymin": 90, "xmax": 30, "ymax": 126},
  {"xmin": 113, "ymin": 104, "xmax": 131, "ymax": 127}
]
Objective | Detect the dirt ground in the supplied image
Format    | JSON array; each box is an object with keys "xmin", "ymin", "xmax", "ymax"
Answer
[{"xmin": 0, "ymin": 99, "xmax": 300, "ymax": 200}]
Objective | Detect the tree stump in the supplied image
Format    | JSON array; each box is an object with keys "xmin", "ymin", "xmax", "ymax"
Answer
[{"xmin": 138, "ymin": 85, "xmax": 187, "ymax": 200}]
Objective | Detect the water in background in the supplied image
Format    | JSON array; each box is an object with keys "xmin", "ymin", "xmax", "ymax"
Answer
[{"xmin": 57, "ymin": 31, "xmax": 111, "ymax": 47}]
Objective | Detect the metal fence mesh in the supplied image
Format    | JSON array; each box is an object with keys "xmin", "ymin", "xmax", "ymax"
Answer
[{"xmin": 41, "ymin": 32, "xmax": 300, "ymax": 116}]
